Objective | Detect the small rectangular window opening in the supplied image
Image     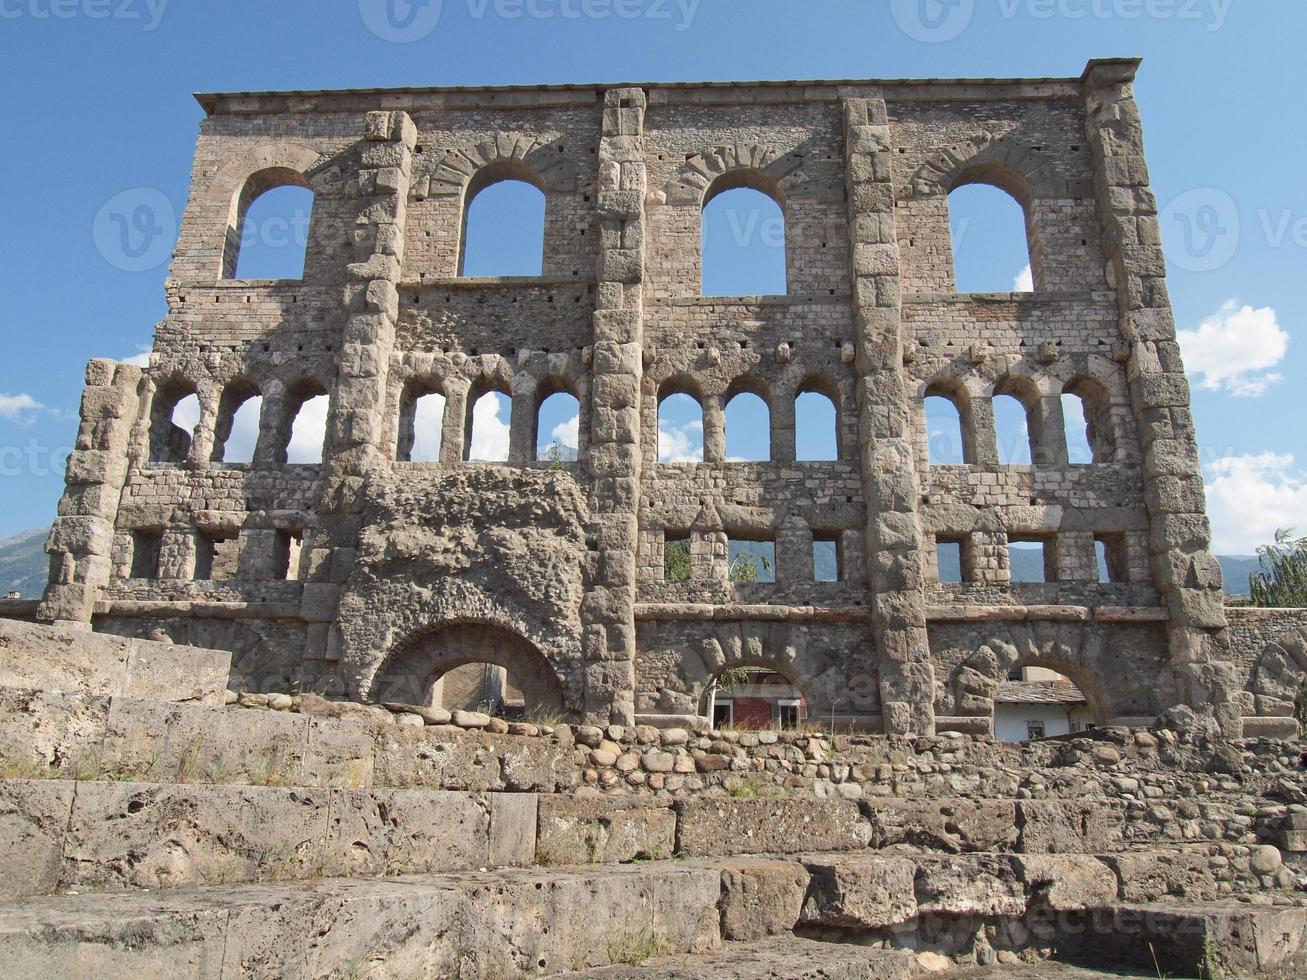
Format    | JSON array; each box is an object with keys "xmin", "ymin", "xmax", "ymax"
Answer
[
  {"xmin": 130, "ymin": 530, "xmax": 163, "ymax": 580},
  {"xmin": 1095, "ymin": 534, "xmax": 1127, "ymax": 585},
  {"xmin": 274, "ymin": 530, "xmax": 306, "ymax": 582},
  {"xmin": 935, "ymin": 536, "xmax": 968, "ymax": 584},
  {"xmin": 1009, "ymin": 537, "xmax": 1055, "ymax": 584},
  {"xmin": 663, "ymin": 534, "xmax": 691, "ymax": 583},
  {"xmin": 195, "ymin": 531, "xmax": 239, "ymax": 582},
  {"xmin": 813, "ymin": 534, "xmax": 841, "ymax": 583},
  {"xmin": 728, "ymin": 536, "xmax": 776, "ymax": 584}
]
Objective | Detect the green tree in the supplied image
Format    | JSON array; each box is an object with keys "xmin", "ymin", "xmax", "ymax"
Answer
[
  {"xmin": 1249, "ymin": 529, "xmax": 1307, "ymax": 608},
  {"xmin": 728, "ymin": 549, "xmax": 772, "ymax": 584},
  {"xmin": 664, "ymin": 538, "xmax": 691, "ymax": 582}
]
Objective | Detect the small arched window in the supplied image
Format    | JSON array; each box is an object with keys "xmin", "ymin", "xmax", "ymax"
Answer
[
  {"xmin": 948, "ymin": 174, "xmax": 1035, "ymax": 294},
  {"xmin": 658, "ymin": 390, "xmax": 704, "ymax": 463},
  {"xmin": 795, "ymin": 387, "xmax": 839, "ymax": 462},
  {"xmin": 702, "ymin": 173, "xmax": 786, "ymax": 297},
  {"xmin": 924, "ymin": 381, "xmax": 972, "ymax": 465},
  {"xmin": 150, "ymin": 381, "xmax": 200, "ymax": 464},
  {"xmin": 212, "ymin": 381, "xmax": 262, "ymax": 465},
  {"xmin": 724, "ymin": 388, "xmax": 770, "ymax": 462},
  {"xmin": 465, "ymin": 387, "xmax": 512, "ymax": 463},
  {"xmin": 536, "ymin": 389, "xmax": 580, "ymax": 462},
  {"xmin": 224, "ymin": 168, "xmax": 314, "ymax": 281},
  {"xmin": 1062, "ymin": 377, "xmax": 1115, "ymax": 464},
  {"xmin": 460, "ymin": 168, "xmax": 546, "ymax": 277},
  {"xmin": 992, "ymin": 394, "xmax": 1033, "ymax": 466},
  {"xmin": 282, "ymin": 381, "xmax": 329, "ymax": 465},
  {"xmin": 397, "ymin": 382, "xmax": 446, "ymax": 463}
]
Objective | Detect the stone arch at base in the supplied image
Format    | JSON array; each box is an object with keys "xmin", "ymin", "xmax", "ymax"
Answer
[
  {"xmin": 369, "ymin": 622, "xmax": 568, "ymax": 718},
  {"xmin": 948, "ymin": 635, "xmax": 1117, "ymax": 734}
]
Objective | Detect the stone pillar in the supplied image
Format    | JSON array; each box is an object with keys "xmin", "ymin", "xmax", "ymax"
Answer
[
  {"xmin": 1081, "ymin": 59, "xmax": 1240, "ymax": 736},
  {"xmin": 440, "ymin": 378, "xmax": 469, "ymax": 464},
  {"xmin": 968, "ymin": 398, "xmax": 1000, "ymax": 467},
  {"xmin": 580, "ymin": 87, "xmax": 647, "ymax": 725},
  {"xmin": 777, "ymin": 516, "xmax": 813, "ymax": 589},
  {"xmin": 701, "ymin": 395, "xmax": 725, "ymax": 464},
  {"xmin": 38, "ymin": 358, "xmax": 144, "ymax": 626},
  {"xmin": 772, "ymin": 391, "xmax": 796, "ymax": 464},
  {"xmin": 508, "ymin": 387, "xmax": 536, "ymax": 464},
  {"xmin": 306, "ymin": 110, "xmax": 416, "ymax": 694},
  {"xmin": 844, "ymin": 97, "xmax": 935, "ymax": 735}
]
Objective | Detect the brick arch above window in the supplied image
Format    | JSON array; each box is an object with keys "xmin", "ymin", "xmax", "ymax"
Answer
[
  {"xmin": 663, "ymin": 143, "xmax": 807, "ymax": 207},
  {"xmin": 412, "ymin": 134, "xmax": 579, "ymax": 201}
]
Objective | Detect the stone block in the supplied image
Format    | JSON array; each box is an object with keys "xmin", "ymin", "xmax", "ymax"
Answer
[
  {"xmin": 1018, "ymin": 800, "xmax": 1125, "ymax": 854},
  {"xmin": 1013, "ymin": 854, "xmax": 1119, "ymax": 910},
  {"xmin": 800, "ymin": 854, "xmax": 917, "ymax": 929},
  {"xmin": 865, "ymin": 798, "xmax": 1018, "ymax": 853},
  {"xmin": 675, "ymin": 798, "xmax": 870, "ymax": 857},
  {"xmin": 913, "ymin": 854, "xmax": 1026, "ymax": 917},
  {"xmin": 713, "ymin": 858, "xmax": 809, "ymax": 941},
  {"xmin": 537, "ymin": 797, "xmax": 675, "ymax": 865},
  {"xmin": 489, "ymin": 791, "xmax": 538, "ymax": 867},
  {"xmin": 61, "ymin": 782, "xmax": 331, "ymax": 891},
  {"xmin": 324, "ymin": 788, "xmax": 492, "ymax": 877},
  {"xmin": 0, "ymin": 780, "xmax": 75, "ymax": 899}
]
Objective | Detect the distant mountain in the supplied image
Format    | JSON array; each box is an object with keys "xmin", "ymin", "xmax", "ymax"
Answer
[
  {"xmin": 938, "ymin": 545, "xmax": 1262, "ymax": 597},
  {"xmin": 0, "ymin": 528, "xmax": 47, "ymax": 598},
  {"xmin": 1217, "ymin": 556, "xmax": 1262, "ymax": 598}
]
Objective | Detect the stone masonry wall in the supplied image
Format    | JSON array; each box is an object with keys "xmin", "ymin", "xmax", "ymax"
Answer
[{"xmin": 29, "ymin": 63, "xmax": 1307, "ymax": 735}]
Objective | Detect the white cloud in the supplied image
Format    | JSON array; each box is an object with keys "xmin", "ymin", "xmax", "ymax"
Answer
[
  {"xmin": 410, "ymin": 393, "xmax": 445, "ymax": 462},
  {"xmin": 659, "ymin": 419, "xmax": 703, "ymax": 463},
  {"xmin": 1178, "ymin": 301, "xmax": 1288, "ymax": 397},
  {"xmin": 0, "ymin": 393, "xmax": 43, "ymax": 421},
  {"xmin": 1205, "ymin": 452, "xmax": 1307, "ymax": 554},
  {"xmin": 286, "ymin": 394, "xmax": 329, "ymax": 464},
  {"xmin": 171, "ymin": 393, "xmax": 201, "ymax": 433},
  {"xmin": 220, "ymin": 396, "xmax": 262, "ymax": 464},
  {"xmin": 123, "ymin": 351, "xmax": 151, "ymax": 368},
  {"xmin": 1013, "ymin": 264, "xmax": 1034, "ymax": 292},
  {"xmin": 551, "ymin": 413, "xmax": 579, "ymax": 450},
  {"xmin": 468, "ymin": 392, "xmax": 510, "ymax": 462}
]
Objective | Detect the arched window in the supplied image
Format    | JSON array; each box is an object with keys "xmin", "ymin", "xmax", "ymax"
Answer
[
  {"xmin": 995, "ymin": 666, "xmax": 1095, "ymax": 742},
  {"xmin": 460, "ymin": 169, "xmax": 546, "ymax": 277},
  {"xmin": 724, "ymin": 388, "xmax": 770, "ymax": 462},
  {"xmin": 948, "ymin": 179, "xmax": 1034, "ymax": 294},
  {"xmin": 212, "ymin": 381, "xmax": 262, "ymax": 465},
  {"xmin": 150, "ymin": 381, "xmax": 200, "ymax": 464},
  {"xmin": 536, "ymin": 389, "xmax": 580, "ymax": 463},
  {"xmin": 702, "ymin": 174, "xmax": 786, "ymax": 297},
  {"xmin": 397, "ymin": 382, "xmax": 445, "ymax": 463},
  {"xmin": 1062, "ymin": 378, "xmax": 1115, "ymax": 464},
  {"xmin": 282, "ymin": 381, "xmax": 329, "ymax": 465},
  {"xmin": 924, "ymin": 382, "xmax": 971, "ymax": 466},
  {"xmin": 465, "ymin": 387, "xmax": 512, "ymax": 462},
  {"xmin": 992, "ymin": 394, "xmax": 1033, "ymax": 466},
  {"xmin": 223, "ymin": 169, "xmax": 313, "ymax": 281},
  {"xmin": 658, "ymin": 390, "xmax": 704, "ymax": 463},
  {"xmin": 795, "ymin": 388, "xmax": 839, "ymax": 462}
]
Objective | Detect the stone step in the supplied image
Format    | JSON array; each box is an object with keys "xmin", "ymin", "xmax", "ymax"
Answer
[
  {"xmin": 553, "ymin": 935, "xmax": 921, "ymax": 979},
  {"xmin": 0, "ymin": 778, "xmax": 537, "ymax": 898},
  {"xmin": 0, "ymin": 620, "xmax": 229, "ymax": 706},
  {"xmin": 0, "ymin": 687, "xmax": 572, "ymax": 792},
  {"xmin": 0, "ymin": 864, "xmax": 722, "ymax": 979}
]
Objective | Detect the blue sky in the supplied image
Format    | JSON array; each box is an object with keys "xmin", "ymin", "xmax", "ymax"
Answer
[{"xmin": 1, "ymin": 0, "xmax": 1304, "ymax": 554}]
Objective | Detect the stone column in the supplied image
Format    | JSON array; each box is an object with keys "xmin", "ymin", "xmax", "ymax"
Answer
[
  {"xmin": 305, "ymin": 110, "xmax": 416, "ymax": 693},
  {"xmin": 1081, "ymin": 59, "xmax": 1240, "ymax": 736},
  {"xmin": 701, "ymin": 395, "xmax": 725, "ymax": 464},
  {"xmin": 38, "ymin": 358, "xmax": 144, "ymax": 626},
  {"xmin": 844, "ymin": 97, "xmax": 935, "ymax": 735},
  {"xmin": 580, "ymin": 88, "xmax": 648, "ymax": 725},
  {"xmin": 968, "ymin": 398, "xmax": 1000, "ymax": 467}
]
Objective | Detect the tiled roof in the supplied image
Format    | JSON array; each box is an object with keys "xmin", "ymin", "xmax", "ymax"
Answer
[{"xmin": 996, "ymin": 680, "xmax": 1087, "ymax": 705}]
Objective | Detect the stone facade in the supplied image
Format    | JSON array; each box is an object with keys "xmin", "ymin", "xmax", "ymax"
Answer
[{"xmin": 31, "ymin": 61, "xmax": 1307, "ymax": 736}]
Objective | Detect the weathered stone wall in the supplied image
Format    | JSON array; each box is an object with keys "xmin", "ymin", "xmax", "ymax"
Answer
[{"xmin": 26, "ymin": 63, "xmax": 1306, "ymax": 734}]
